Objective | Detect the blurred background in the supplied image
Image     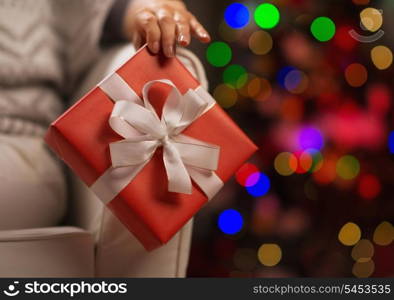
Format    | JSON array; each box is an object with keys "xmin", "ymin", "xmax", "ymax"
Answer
[{"xmin": 183, "ymin": 0, "xmax": 394, "ymax": 277}]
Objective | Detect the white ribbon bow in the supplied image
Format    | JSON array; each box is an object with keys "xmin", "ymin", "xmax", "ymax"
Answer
[{"xmin": 90, "ymin": 75, "xmax": 223, "ymax": 204}]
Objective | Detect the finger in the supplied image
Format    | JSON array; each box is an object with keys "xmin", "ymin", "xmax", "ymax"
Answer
[
  {"xmin": 174, "ymin": 12, "xmax": 191, "ymax": 46},
  {"xmin": 190, "ymin": 17, "xmax": 211, "ymax": 43},
  {"xmin": 137, "ymin": 11, "xmax": 161, "ymax": 53},
  {"xmin": 157, "ymin": 9, "xmax": 176, "ymax": 57},
  {"xmin": 132, "ymin": 33, "xmax": 143, "ymax": 50}
]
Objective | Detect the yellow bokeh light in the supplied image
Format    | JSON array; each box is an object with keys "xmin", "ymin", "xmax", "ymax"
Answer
[
  {"xmin": 360, "ymin": 8, "xmax": 383, "ymax": 32},
  {"xmin": 351, "ymin": 239, "xmax": 374, "ymax": 262},
  {"xmin": 371, "ymin": 45, "xmax": 393, "ymax": 70},
  {"xmin": 352, "ymin": 260, "xmax": 375, "ymax": 278},
  {"xmin": 248, "ymin": 30, "xmax": 273, "ymax": 55},
  {"xmin": 336, "ymin": 155, "xmax": 360, "ymax": 180},
  {"xmin": 213, "ymin": 84, "xmax": 238, "ymax": 108},
  {"xmin": 338, "ymin": 222, "xmax": 362, "ymax": 246},
  {"xmin": 258, "ymin": 243, "xmax": 282, "ymax": 267},
  {"xmin": 373, "ymin": 221, "xmax": 394, "ymax": 246},
  {"xmin": 274, "ymin": 152, "xmax": 298, "ymax": 176}
]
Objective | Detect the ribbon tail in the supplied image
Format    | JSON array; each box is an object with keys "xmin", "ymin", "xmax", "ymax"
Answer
[
  {"xmin": 163, "ymin": 143, "xmax": 193, "ymax": 194},
  {"xmin": 172, "ymin": 134, "xmax": 220, "ymax": 170},
  {"xmin": 186, "ymin": 166, "xmax": 224, "ymax": 200},
  {"xmin": 90, "ymin": 162, "xmax": 148, "ymax": 204}
]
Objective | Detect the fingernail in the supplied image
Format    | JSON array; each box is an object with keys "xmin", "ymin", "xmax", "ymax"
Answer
[
  {"xmin": 151, "ymin": 42, "xmax": 159, "ymax": 53},
  {"xmin": 199, "ymin": 31, "xmax": 210, "ymax": 40},
  {"xmin": 178, "ymin": 35, "xmax": 188, "ymax": 46},
  {"xmin": 165, "ymin": 45, "xmax": 174, "ymax": 57}
]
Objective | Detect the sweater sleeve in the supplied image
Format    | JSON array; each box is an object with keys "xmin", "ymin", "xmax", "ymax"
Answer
[
  {"xmin": 54, "ymin": 0, "xmax": 115, "ymax": 93},
  {"xmin": 102, "ymin": 0, "xmax": 131, "ymax": 44}
]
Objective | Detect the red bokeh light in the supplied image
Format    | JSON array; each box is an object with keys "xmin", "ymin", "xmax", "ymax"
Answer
[
  {"xmin": 358, "ymin": 174, "xmax": 381, "ymax": 200},
  {"xmin": 235, "ymin": 163, "xmax": 259, "ymax": 186}
]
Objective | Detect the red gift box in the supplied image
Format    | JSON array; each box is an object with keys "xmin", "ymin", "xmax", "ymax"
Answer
[{"xmin": 45, "ymin": 46, "xmax": 257, "ymax": 250}]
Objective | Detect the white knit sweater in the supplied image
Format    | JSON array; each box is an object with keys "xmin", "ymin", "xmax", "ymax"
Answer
[{"xmin": 0, "ymin": 0, "xmax": 114, "ymax": 135}]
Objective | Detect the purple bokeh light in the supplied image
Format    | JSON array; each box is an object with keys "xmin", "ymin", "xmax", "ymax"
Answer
[{"xmin": 298, "ymin": 126, "xmax": 324, "ymax": 150}]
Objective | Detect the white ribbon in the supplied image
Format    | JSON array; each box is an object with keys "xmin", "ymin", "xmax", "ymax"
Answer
[{"xmin": 90, "ymin": 73, "xmax": 224, "ymax": 204}]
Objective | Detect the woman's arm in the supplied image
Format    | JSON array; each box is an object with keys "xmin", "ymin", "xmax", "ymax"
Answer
[{"xmin": 122, "ymin": 0, "xmax": 211, "ymax": 57}]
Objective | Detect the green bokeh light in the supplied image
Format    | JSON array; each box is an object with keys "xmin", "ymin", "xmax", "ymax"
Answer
[
  {"xmin": 311, "ymin": 17, "xmax": 336, "ymax": 42},
  {"xmin": 223, "ymin": 64, "xmax": 248, "ymax": 88},
  {"xmin": 254, "ymin": 3, "xmax": 280, "ymax": 29},
  {"xmin": 206, "ymin": 41, "xmax": 232, "ymax": 67}
]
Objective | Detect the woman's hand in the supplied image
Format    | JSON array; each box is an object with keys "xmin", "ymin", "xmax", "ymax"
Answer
[{"xmin": 122, "ymin": 0, "xmax": 210, "ymax": 57}]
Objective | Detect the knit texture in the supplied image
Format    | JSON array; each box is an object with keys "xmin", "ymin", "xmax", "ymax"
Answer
[{"xmin": 0, "ymin": 0, "xmax": 114, "ymax": 134}]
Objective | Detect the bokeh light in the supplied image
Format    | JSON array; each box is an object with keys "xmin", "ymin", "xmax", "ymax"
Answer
[
  {"xmin": 254, "ymin": 78, "xmax": 272, "ymax": 101},
  {"xmin": 245, "ymin": 76, "xmax": 260, "ymax": 97},
  {"xmin": 371, "ymin": 46, "xmax": 393, "ymax": 70},
  {"xmin": 246, "ymin": 172, "xmax": 271, "ymax": 197},
  {"xmin": 254, "ymin": 3, "xmax": 280, "ymax": 29},
  {"xmin": 351, "ymin": 239, "xmax": 374, "ymax": 262},
  {"xmin": 334, "ymin": 25, "xmax": 358, "ymax": 52},
  {"xmin": 224, "ymin": 3, "xmax": 250, "ymax": 29},
  {"xmin": 373, "ymin": 221, "xmax": 394, "ymax": 246},
  {"xmin": 299, "ymin": 150, "xmax": 313, "ymax": 172},
  {"xmin": 239, "ymin": 74, "xmax": 272, "ymax": 99},
  {"xmin": 313, "ymin": 153, "xmax": 337, "ymax": 185},
  {"xmin": 389, "ymin": 131, "xmax": 394, "ymax": 154},
  {"xmin": 284, "ymin": 69, "xmax": 309, "ymax": 94},
  {"xmin": 213, "ymin": 83, "xmax": 238, "ymax": 108},
  {"xmin": 189, "ymin": 0, "xmax": 394, "ymax": 278},
  {"xmin": 306, "ymin": 149, "xmax": 324, "ymax": 173},
  {"xmin": 257, "ymin": 243, "xmax": 282, "ymax": 267},
  {"xmin": 245, "ymin": 172, "xmax": 261, "ymax": 187},
  {"xmin": 298, "ymin": 127, "xmax": 324, "ymax": 150},
  {"xmin": 352, "ymin": 260, "xmax": 375, "ymax": 278},
  {"xmin": 248, "ymin": 30, "xmax": 273, "ymax": 55},
  {"xmin": 206, "ymin": 41, "xmax": 232, "ymax": 67},
  {"xmin": 360, "ymin": 7, "xmax": 383, "ymax": 32},
  {"xmin": 367, "ymin": 83, "xmax": 391, "ymax": 116},
  {"xmin": 338, "ymin": 222, "xmax": 362, "ymax": 246},
  {"xmin": 280, "ymin": 96, "xmax": 304, "ymax": 122},
  {"xmin": 310, "ymin": 17, "xmax": 336, "ymax": 42},
  {"xmin": 218, "ymin": 209, "xmax": 244, "ymax": 235},
  {"xmin": 336, "ymin": 155, "xmax": 360, "ymax": 180},
  {"xmin": 358, "ymin": 174, "xmax": 381, "ymax": 200},
  {"xmin": 345, "ymin": 63, "xmax": 368, "ymax": 87},
  {"xmin": 235, "ymin": 163, "xmax": 259, "ymax": 186},
  {"xmin": 292, "ymin": 151, "xmax": 310, "ymax": 174},
  {"xmin": 223, "ymin": 64, "xmax": 248, "ymax": 88},
  {"xmin": 274, "ymin": 152, "xmax": 298, "ymax": 176},
  {"xmin": 277, "ymin": 66, "xmax": 295, "ymax": 88},
  {"xmin": 238, "ymin": 73, "xmax": 256, "ymax": 97}
]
